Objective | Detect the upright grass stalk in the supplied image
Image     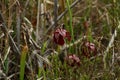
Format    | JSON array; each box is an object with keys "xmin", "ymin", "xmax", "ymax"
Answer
[
  {"xmin": 66, "ymin": 0, "xmax": 74, "ymax": 42},
  {"xmin": 54, "ymin": 0, "xmax": 58, "ymax": 27},
  {"xmin": 20, "ymin": 45, "xmax": 28, "ymax": 80}
]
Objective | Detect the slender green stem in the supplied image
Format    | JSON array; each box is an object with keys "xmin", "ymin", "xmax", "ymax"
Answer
[
  {"xmin": 20, "ymin": 47, "xmax": 27, "ymax": 80},
  {"xmin": 66, "ymin": 0, "xmax": 74, "ymax": 42}
]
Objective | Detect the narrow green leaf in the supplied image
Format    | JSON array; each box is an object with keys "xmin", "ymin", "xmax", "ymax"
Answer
[{"xmin": 20, "ymin": 46, "xmax": 28, "ymax": 80}]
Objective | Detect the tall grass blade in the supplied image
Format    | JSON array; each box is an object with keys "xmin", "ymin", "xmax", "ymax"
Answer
[
  {"xmin": 20, "ymin": 45, "xmax": 28, "ymax": 80},
  {"xmin": 66, "ymin": 0, "xmax": 74, "ymax": 42}
]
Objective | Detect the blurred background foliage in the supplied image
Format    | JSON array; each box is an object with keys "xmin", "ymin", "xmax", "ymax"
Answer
[{"xmin": 0, "ymin": 0, "xmax": 120, "ymax": 80}]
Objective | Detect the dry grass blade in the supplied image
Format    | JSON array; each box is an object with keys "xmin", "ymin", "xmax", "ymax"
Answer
[
  {"xmin": 103, "ymin": 21, "xmax": 120, "ymax": 69},
  {"xmin": 36, "ymin": 0, "xmax": 40, "ymax": 43},
  {"xmin": 3, "ymin": 47, "xmax": 10, "ymax": 64},
  {"xmin": 16, "ymin": 1, "xmax": 21, "ymax": 50}
]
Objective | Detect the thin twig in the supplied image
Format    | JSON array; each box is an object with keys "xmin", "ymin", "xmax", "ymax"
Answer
[{"xmin": 61, "ymin": 36, "xmax": 86, "ymax": 51}]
